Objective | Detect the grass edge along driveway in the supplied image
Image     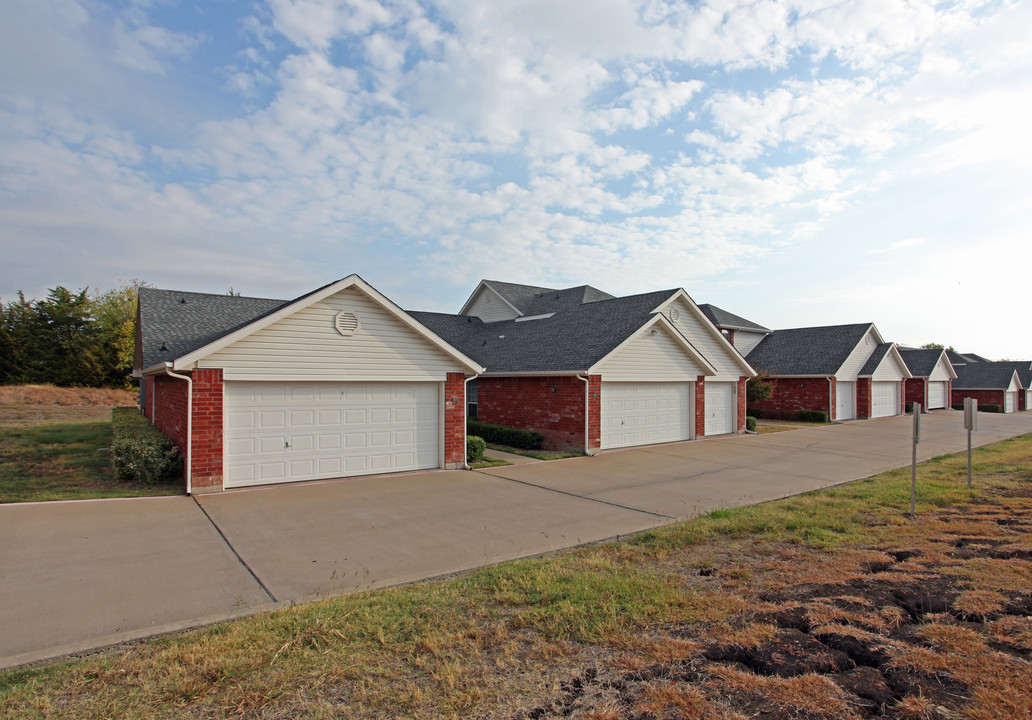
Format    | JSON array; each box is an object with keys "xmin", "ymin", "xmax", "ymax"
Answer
[{"xmin": 2, "ymin": 433, "xmax": 1030, "ymax": 720}]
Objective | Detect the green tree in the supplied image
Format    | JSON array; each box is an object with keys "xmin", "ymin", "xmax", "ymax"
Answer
[
  {"xmin": 34, "ymin": 286, "xmax": 102, "ymax": 386},
  {"xmin": 0, "ymin": 292, "xmax": 37, "ymax": 384},
  {"xmin": 92, "ymin": 280, "xmax": 147, "ymax": 388},
  {"xmin": 746, "ymin": 370, "xmax": 774, "ymax": 404}
]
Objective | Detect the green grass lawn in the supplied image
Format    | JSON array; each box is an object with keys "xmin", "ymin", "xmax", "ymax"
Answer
[{"xmin": 0, "ymin": 421, "xmax": 181, "ymax": 503}]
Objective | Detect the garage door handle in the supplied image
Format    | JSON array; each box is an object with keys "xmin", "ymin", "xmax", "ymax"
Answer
[{"xmin": 284, "ymin": 440, "xmax": 291, "ymax": 449}]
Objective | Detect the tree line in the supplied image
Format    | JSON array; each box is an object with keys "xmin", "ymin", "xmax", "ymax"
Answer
[{"xmin": 0, "ymin": 282, "xmax": 143, "ymax": 389}]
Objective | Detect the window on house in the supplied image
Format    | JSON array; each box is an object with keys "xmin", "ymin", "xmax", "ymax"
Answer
[{"xmin": 467, "ymin": 379, "xmax": 478, "ymax": 420}]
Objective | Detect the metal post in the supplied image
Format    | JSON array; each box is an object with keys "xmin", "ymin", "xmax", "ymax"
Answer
[
  {"xmin": 911, "ymin": 403, "xmax": 921, "ymax": 518},
  {"xmin": 964, "ymin": 398, "xmax": 977, "ymax": 489}
]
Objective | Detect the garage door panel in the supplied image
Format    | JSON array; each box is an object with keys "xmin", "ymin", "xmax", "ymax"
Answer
[
  {"xmin": 602, "ymin": 382, "xmax": 691, "ymax": 450},
  {"xmin": 872, "ymin": 382, "xmax": 899, "ymax": 418},
  {"xmin": 836, "ymin": 382, "xmax": 855, "ymax": 420},
  {"xmin": 226, "ymin": 381, "xmax": 439, "ymax": 488},
  {"xmin": 927, "ymin": 382, "xmax": 946, "ymax": 409},
  {"xmin": 704, "ymin": 383, "xmax": 735, "ymax": 436}
]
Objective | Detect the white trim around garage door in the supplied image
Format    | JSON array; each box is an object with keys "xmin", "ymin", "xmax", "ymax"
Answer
[
  {"xmin": 601, "ymin": 382, "xmax": 693, "ymax": 450},
  {"xmin": 224, "ymin": 380, "xmax": 440, "ymax": 488}
]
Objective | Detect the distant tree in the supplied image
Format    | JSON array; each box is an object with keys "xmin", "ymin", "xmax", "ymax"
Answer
[
  {"xmin": 746, "ymin": 370, "xmax": 774, "ymax": 404},
  {"xmin": 920, "ymin": 342, "xmax": 957, "ymax": 353},
  {"xmin": 227, "ymin": 287, "xmax": 241, "ymax": 296},
  {"xmin": 34, "ymin": 286, "xmax": 103, "ymax": 386},
  {"xmin": 0, "ymin": 292, "xmax": 37, "ymax": 384},
  {"xmin": 92, "ymin": 280, "xmax": 148, "ymax": 388}
]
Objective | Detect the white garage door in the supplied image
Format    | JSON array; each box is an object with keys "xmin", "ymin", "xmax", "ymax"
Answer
[
  {"xmin": 704, "ymin": 382, "xmax": 735, "ymax": 436},
  {"xmin": 601, "ymin": 382, "xmax": 691, "ymax": 450},
  {"xmin": 1005, "ymin": 391, "xmax": 1017, "ymax": 414},
  {"xmin": 225, "ymin": 381, "xmax": 438, "ymax": 488},
  {"xmin": 872, "ymin": 382, "xmax": 900, "ymax": 418},
  {"xmin": 836, "ymin": 382, "xmax": 855, "ymax": 420},
  {"xmin": 927, "ymin": 381, "xmax": 946, "ymax": 410}
]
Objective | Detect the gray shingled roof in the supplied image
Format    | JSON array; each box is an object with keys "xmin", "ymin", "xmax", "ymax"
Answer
[
  {"xmin": 137, "ymin": 287, "xmax": 287, "ymax": 370},
  {"xmin": 994, "ymin": 361, "xmax": 1032, "ymax": 388},
  {"xmin": 412, "ymin": 289, "xmax": 678, "ymax": 373},
  {"xmin": 483, "ymin": 280, "xmax": 616, "ymax": 317},
  {"xmin": 952, "ymin": 362, "xmax": 1022, "ymax": 390},
  {"xmin": 858, "ymin": 342, "xmax": 895, "ymax": 376},
  {"xmin": 745, "ymin": 323, "xmax": 873, "ymax": 376},
  {"xmin": 898, "ymin": 348, "xmax": 948, "ymax": 377},
  {"xmin": 698, "ymin": 304, "xmax": 770, "ymax": 333}
]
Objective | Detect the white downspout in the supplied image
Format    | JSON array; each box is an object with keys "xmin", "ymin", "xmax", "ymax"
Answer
[
  {"xmin": 463, "ymin": 374, "xmax": 477, "ymax": 470},
  {"xmin": 577, "ymin": 374, "xmax": 595, "ymax": 456},
  {"xmin": 161, "ymin": 363, "xmax": 193, "ymax": 495}
]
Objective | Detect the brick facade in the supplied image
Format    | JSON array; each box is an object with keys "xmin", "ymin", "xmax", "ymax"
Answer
[
  {"xmin": 951, "ymin": 388, "xmax": 1005, "ymax": 410},
  {"xmin": 856, "ymin": 378, "xmax": 872, "ymax": 419},
  {"xmin": 748, "ymin": 377, "xmax": 831, "ymax": 420},
  {"xmin": 444, "ymin": 372, "xmax": 467, "ymax": 468},
  {"xmin": 477, "ymin": 375, "xmax": 592, "ymax": 451},
  {"xmin": 695, "ymin": 376, "xmax": 706, "ymax": 438},
  {"xmin": 190, "ymin": 368, "xmax": 224, "ymax": 492},
  {"xmin": 736, "ymin": 376, "xmax": 747, "ymax": 432},
  {"xmin": 904, "ymin": 378, "xmax": 924, "ymax": 408}
]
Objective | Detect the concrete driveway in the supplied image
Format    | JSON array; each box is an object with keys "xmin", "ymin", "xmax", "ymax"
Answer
[{"xmin": 2, "ymin": 409, "xmax": 1031, "ymax": 668}]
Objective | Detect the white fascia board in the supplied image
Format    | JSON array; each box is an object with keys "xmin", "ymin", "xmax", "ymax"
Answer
[
  {"xmin": 589, "ymin": 313, "xmax": 718, "ymax": 377},
  {"xmin": 653, "ymin": 289, "xmax": 757, "ymax": 378},
  {"xmin": 479, "ymin": 370, "xmax": 587, "ymax": 377},
  {"xmin": 1008, "ymin": 372, "xmax": 1021, "ymax": 391},
  {"xmin": 888, "ymin": 344, "xmax": 913, "ymax": 379},
  {"xmin": 172, "ymin": 275, "xmax": 485, "ymax": 375},
  {"xmin": 514, "ymin": 312, "xmax": 556, "ymax": 322},
  {"xmin": 457, "ymin": 280, "xmax": 523, "ymax": 319},
  {"xmin": 938, "ymin": 351, "xmax": 959, "ymax": 380}
]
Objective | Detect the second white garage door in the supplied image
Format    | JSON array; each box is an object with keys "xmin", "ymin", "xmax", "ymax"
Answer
[
  {"xmin": 601, "ymin": 382, "xmax": 691, "ymax": 450},
  {"xmin": 704, "ymin": 382, "xmax": 735, "ymax": 436},
  {"xmin": 225, "ymin": 381, "xmax": 439, "ymax": 488},
  {"xmin": 927, "ymin": 381, "xmax": 946, "ymax": 410},
  {"xmin": 872, "ymin": 382, "xmax": 900, "ymax": 418}
]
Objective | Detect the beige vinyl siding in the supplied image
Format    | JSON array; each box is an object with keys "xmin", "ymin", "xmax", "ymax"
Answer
[
  {"xmin": 836, "ymin": 328, "xmax": 878, "ymax": 381},
  {"xmin": 663, "ymin": 298, "xmax": 745, "ymax": 382},
  {"xmin": 595, "ymin": 326, "xmax": 708, "ymax": 381},
  {"xmin": 201, "ymin": 287, "xmax": 465, "ymax": 382},
  {"xmin": 871, "ymin": 352, "xmax": 907, "ymax": 381},
  {"xmin": 733, "ymin": 330, "xmax": 767, "ymax": 356},
  {"xmin": 929, "ymin": 356, "xmax": 954, "ymax": 381},
  {"xmin": 466, "ymin": 287, "xmax": 519, "ymax": 322}
]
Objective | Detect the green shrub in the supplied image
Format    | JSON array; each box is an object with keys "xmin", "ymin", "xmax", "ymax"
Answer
[
  {"xmin": 797, "ymin": 410, "xmax": 829, "ymax": 423},
  {"xmin": 746, "ymin": 416, "xmax": 757, "ymax": 432},
  {"xmin": 979, "ymin": 404, "xmax": 1003, "ymax": 414},
  {"xmin": 110, "ymin": 407, "xmax": 182, "ymax": 484},
  {"xmin": 467, "ymin": 419, "xmax": 545, "ymax": 450},
  {"xmin": 467, "ymin": 435, "xmax": 486, "ymax": 463}
]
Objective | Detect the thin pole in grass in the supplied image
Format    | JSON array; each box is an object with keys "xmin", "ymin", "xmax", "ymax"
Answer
[
  {"xmin": 911, "ymin": 403, "xmax": 921, "ymax": 518},
  {"xmin": 964, "ymin": 398, "xmax": 978, "ymax": 489}
]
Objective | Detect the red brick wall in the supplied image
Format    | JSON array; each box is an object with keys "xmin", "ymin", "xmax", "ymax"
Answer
[
  {"xmin": 191, "ymin": 369, "xmax": 223, "ymax": 492},
  {"xmin": 444, "ymin": 372, "xmax": 466, "ymax": 467},
  {"xmin": 152, "ymin": 374, "xmax": 189, "ymax": 453},
  {"xmin": 695, "ymin": 376, "xmax": 706, "ymax": 438},
  {"xmin": 951, "ymin": 388, "xmax": 1004, "ymax": 409},
  {"xmin": 904, "ymin": 378, "xmax": 925, "ymax": 408},
  {"xmin": 856, "ymin": 378, "xmax": 872, "ymax": 419},
  {"xmin": 586, "ymin": 375, "xmax": 601, "ymax": 452},
  {"xmin": 477, "ymin": 375, "xmax": 589, "ymax": 451},
  {"xmin": 736, "ymin": 376, "xmax": 747, "ymax": 432},
  {"xmin": 748, "ymin": 377, "xmax": 830, "ymax": 420}
]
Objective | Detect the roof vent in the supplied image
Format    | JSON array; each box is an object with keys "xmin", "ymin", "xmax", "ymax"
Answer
[
  {"xmin": 179, "ymin": 298, "xmax": 186, "ymax": 304},
  {"xmin": 334, "ymin": 311, "xmax": 360, "ymax": 336},
  {"xmin": 160, "ymin": 342, "xmax": 168, "ymax": 351}
]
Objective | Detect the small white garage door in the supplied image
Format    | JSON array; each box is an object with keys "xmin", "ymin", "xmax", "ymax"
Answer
[
  {"xmin": 601, "ymin": 382, "xmax": 691, "ymax": 450},
  {"xmin": 225, "ymin": 381, "xmax": 438, "ymax": 488},
  {"xmin": 836, "ymin": 382, "xmax": 855, "ymax": 421},
  {"xmin": 927, "ymin": 381, "xmax": 946, "ymax": 410},
  {"xmin": 1005, "ymin": 391, "xmax": 1017, "ymax": 414},
  {"xmin": 704, "ymin": 382, "xmax": 735, "ymax": 436},
  {"xmin": 872, "ymin": 382, "xmax": 900, "ymax": 418}
]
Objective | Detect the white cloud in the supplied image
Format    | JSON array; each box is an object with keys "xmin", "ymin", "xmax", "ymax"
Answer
[{"xmin": 868, "ymin": 237, "xmax": 926, "ymax": 254}]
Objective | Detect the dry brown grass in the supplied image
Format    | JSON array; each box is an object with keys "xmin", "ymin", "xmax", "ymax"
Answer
[{"xmin": 0, "ymin": 384, "xmax": 137, "ymax": 427}]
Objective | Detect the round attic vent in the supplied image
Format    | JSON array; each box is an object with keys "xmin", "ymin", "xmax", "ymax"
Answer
[
  {"xmin": 334, "ymin": 311, "xmax": 360, "ymax": 336},
  {"xmin": 670, "ymin": 309, "xmax": 680, "ymax": 321}
]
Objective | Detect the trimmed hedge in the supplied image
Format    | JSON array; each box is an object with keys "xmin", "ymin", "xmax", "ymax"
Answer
[
  {"xmin": 467, "ymin": 435, "xmax": 486, "ymax": 463},
  {"xmin": 952, "ymin": 403, "xmax": 1003, "ymax": 413},
  {"xmin": 111, "ymin": 407, "xmax": 182, "ymax": 484},
  {"xmin": 467, "ymin": 419, "xmax": 544, "ymax": 450},
  {"xmin": 746, "ymin": 416, "xmax": 757, "ymax": 432},
  {"xmin": 796, "ymin": 410, "xmax": 829, "ymax": 423}
]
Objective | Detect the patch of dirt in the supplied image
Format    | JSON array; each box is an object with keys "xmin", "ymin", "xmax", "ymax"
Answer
[{"xmin": 510, "ymin": 485, "xmax": 1032, "ymax": 720}]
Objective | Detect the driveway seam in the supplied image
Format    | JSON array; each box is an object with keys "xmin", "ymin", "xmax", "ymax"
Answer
[
  {"xmin": 477, "ymin": 470, "xmax": 678, "ymax": 520},
  {"xmin": 192, "ymin": 497, "xmax": 278, "ymax": 603}
]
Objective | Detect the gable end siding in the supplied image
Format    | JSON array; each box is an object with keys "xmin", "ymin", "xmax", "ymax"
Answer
[
  {"xmin": 871, "ymin": 353, "xmax": 908, "ymax": 381},
  {"xmin": 732, "ymin": 330, "xmax": 767, "ymax": 356},
  {"xmin": 200, "ymin": 287, "xmax": 465, "ymax": 381},
  {"xmin": 664, "ymin": 298, "xmax": 744, "ymax": 382},
  {"xmin": 837, "ymin": 329, "xmax": 878, "ymax": 381},
  {"xmin": 929, "ymin": 357, "xmax": 953, "ymax": 382},
  {"xmin": 466, "ymin": 287, "xmax": 520, "ymax": 322},
  {"xmin": 594, "ymin": 326, "xmax": 707, "ymax": 381}
]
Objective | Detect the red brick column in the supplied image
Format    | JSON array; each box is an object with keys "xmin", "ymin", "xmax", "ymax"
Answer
[
  {"xmin": 737, "ymin": 376, "xmax": 747, "ymax": 432},
  {"xmin": 152, "ymin": 374, "xmax": 188, "ymax": 454},
  {"xmin": 900, "ymin": 380, "xmax": 907, "ymax": 415},
  {"xmin": 830, "ymin": 378, "xmax": 838, "ymax": 420},
  {"xmin": 191, "ymin": 369, "xmax": 224, "ymax": 492},
  {"xmin": 695, "ymin": 376, "xmax": 706, "ymax": 438},
  {"xmin": 856, "ymin": 378, "xmax": 872, "ymax": 419},
  {"xmin": 586, "ymin": 375, "xmax": 601, "ymax": 453},
  {"xmin": 444, "ymin": 372, "xmax": 467, "ymax": 468}
]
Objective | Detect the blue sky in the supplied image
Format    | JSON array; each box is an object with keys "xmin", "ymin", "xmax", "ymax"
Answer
[{"xmin": 2, "ymin": 0, "xmax": 1030, "ymax": 359}]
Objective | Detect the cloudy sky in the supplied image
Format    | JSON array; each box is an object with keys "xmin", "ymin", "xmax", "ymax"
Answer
[{"xmin": 2, "ymin": 0, "xmax": 1030, "ymax": 359}]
